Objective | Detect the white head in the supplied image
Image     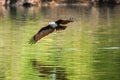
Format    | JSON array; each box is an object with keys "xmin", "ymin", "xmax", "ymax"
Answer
[{"xmin": 49, "ymin": 22, "xmax": 58, "ymax": 28}]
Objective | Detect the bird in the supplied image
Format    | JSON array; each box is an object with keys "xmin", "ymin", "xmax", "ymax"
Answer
[{"xmin": 29, "ymin": 19, "xmax": 73, "ymax": 44}]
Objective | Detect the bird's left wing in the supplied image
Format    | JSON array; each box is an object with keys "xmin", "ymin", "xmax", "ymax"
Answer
[{"xmin": 29, "ymin": 26, "xmax": 55, "ymax": 44}]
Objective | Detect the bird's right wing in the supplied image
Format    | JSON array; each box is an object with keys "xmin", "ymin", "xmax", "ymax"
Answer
[
  {"xmin": 29, "ymin": 26, "xmax": 55, "ymax": 44},
  {"xmin": 55, "ymin": 19, "xmax": 73, "ymax": 25}
]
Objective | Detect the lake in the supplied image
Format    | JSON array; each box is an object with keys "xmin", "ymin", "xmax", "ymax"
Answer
[{"xmin": 0, "ymin": 5, "xmax": 120, "ymax": 80}]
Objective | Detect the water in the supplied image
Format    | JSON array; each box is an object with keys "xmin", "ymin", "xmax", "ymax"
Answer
[{"xmin": 0, "ymin": 5, "xmax": 120, "ymax": 80}]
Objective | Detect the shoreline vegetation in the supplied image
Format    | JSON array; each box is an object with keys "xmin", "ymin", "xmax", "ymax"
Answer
[{"xmin": 1, "ymin": 0, "xmax": 120, "ymax": 7}]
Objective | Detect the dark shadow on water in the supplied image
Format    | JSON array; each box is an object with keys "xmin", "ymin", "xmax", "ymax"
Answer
[
  {"xmin": 98, "ymin": 4, "xmax": 116, "ymax": 8},
  {"xmin": 32, "ymin": 60, "xmax": 68, "ymax": 80},
  {"xmin": 97, "ymin": 0, "xmax": 117, "ymax": 8},
  {"xmin": 23, "ymin": 2, "xmax": 32, "ymax": 7},
  {"xmin": 9, "ymin": 6, "xmax": 17, "ymax": 19}
]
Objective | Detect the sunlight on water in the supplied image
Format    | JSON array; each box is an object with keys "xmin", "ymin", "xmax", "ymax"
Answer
[{"xmin": 0, "ymin": 5, "xmax": 120, "ymax": 80}]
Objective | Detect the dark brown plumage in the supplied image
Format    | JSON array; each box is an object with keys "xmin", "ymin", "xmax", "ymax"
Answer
[{"xmin": 29, "ymin": 19, "xmax": 73, "ymax": 44}]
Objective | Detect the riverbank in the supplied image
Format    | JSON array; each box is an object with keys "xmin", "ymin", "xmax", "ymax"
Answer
[{"xmin": 1, "ymin": 0, "xmax": 120, "ymax": 7}]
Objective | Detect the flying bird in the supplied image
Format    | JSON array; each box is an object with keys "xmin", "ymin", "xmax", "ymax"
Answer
[{"xmin": 29, "ymin": 19, "xmax": 73, "ymax": 44}]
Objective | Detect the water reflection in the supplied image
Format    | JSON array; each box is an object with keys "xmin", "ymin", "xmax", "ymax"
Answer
[
  {"xmin": 32, "ymin": 60, "xmax": 68, "ymax": 80},
  {"xmin": 0, "ymin": 5, "xmax": 120, "ymax": 80}
]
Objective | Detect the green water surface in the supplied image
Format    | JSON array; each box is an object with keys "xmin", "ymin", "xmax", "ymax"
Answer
[{"xmin": 0, "ymin": 5, "xmax": 120, "ymax": 80}]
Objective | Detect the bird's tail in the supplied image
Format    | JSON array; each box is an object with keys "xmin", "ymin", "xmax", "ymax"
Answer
[{"xmin": 29, "ymin": 35, "xmax": 37, "ymax": 44}]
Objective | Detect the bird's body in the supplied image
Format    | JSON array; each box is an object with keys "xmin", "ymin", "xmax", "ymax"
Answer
[{"xmin": 29, "ymin": 19, "xmax": 73, "ymax": 44}]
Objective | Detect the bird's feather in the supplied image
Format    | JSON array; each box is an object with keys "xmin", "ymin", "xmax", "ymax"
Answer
[
  {"xmin": 29, "ymin": 26, "xmax": 55, "ymax": 44},
  {"xmin": 55, "ymin": 19, "xmax": 73, "ymax": 25},
  {"xmin": 56, "ymin": 26, "xmax": 67, "ymax": 31}
]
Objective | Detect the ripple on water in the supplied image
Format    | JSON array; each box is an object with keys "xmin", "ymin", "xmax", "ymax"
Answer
[
  {"xmin": 98, "ymin": 47, "xmax": 120, "ymax": 50},
  {"xmin": 64, "ymin": 48, "xmax": 78, "ymax": 51}
]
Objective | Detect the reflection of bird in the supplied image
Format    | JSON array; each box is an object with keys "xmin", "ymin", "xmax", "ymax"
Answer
[
  {"xmin": 29, "ymin": 19, "xmax": 73, "ymax": 44},
  {"xmin": 32, "ymin": 60, "xmax": 68, "ymax": 80}
]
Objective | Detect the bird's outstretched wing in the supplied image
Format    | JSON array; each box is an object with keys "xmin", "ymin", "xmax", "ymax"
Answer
[
  {"xmin": 29, "ymin": 26, "xmax": 55, "ymax": 44},
  {"xmin": 55, "ymin": 19, "xmax": 73, "ymax": 25}
]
